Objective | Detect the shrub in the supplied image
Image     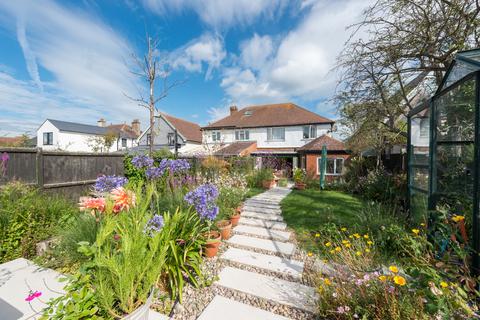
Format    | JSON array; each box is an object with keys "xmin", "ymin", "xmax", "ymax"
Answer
[
  {"xmin": 246, "ymin": 168, "xmax": 274, "ymax": 188},
  {"xmin": 0, "ymin": 182, "xmax": 76, "ymax": 263},
  {"xmin": 217, "ymin": 186, "xmax": 245, "ymax": 219},
  {"xmin": 201, "ymin": 156, "xmax": 229, "ymax": 181},
  {"xmin": 293, "ymin": 168, "xmax": 306, "ymax": 183}
]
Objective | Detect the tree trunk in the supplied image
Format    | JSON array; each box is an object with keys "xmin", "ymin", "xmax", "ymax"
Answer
[{"xmin": 149, "ymin": 74, "xmax": 155, "ymax": 156}]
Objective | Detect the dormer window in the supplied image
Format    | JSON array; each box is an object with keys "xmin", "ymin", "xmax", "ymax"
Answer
[
  {"xmin": 244, "ymin": 110, "xmax": 253, "ymax": 116},
  {"xmin": 235, "ymin": 130, "xmax": 250, "ymax": 141}
]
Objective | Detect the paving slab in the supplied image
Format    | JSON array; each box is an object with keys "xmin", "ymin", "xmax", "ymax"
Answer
[
  {"xmin": 221, "ymin": 248, "xmax": 303, "ymax": 277},
  {"xmin": 198, "ymin": 295, "xmax": 291, "ymax": 320},
  {"xmin": 242, "ymin": 206, "xmax": 282, "ymax": 214},
  {"xmin": 227, "ymin": 235, "xmax": 295, "ymax": 256},
  {"xmin": 238, "ymin": 217, "xmax": 287, "ymax": 230},
  {"xmin": 149, "ymin": 310, "xmax": 169, "ymax": 320},
  {"xmin": 216, "ymin": 267, "xmax": 317, "ymax": 313},
  {"xmin": 234, "ymin": 225, "xmax": 291, "ymax": 241},
  {"xmin": 241, "ymin": 211, "xmax": 284, "ymax": 221},
  {"xmin": 244, "ymin": 202, "xmax": 281, "ymax": 210}
]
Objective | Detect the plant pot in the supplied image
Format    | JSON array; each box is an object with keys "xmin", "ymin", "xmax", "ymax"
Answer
[
  {"xmin": 122, "ymin": 289, "xmax": 154, "ymax": 320},
  {"xmin": 235, "ymin": 205, "xmax": 243, "ymax": 215},
  {"xmin": 262, "ymin": 180, "xmax": 275, "ymax": 189},
  {"xmin": 204, "ymin": 231, "xmax": 221, "ymax": 258},
  {"xmin": 230, "ymin": 213, "xmax": 241, "ymax": 227},
  {"xmin": 295, "ymin": 182, "xmax": 306, "ymax": 190},
  {"xmin": 216, "ymin": 220, "xmax": 232, "ymax": 240}
]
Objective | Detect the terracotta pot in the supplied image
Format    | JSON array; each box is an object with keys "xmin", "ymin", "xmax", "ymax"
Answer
[
  {"xmin": 230, "ymin": 213, "xmax": 241, "ymax": 227},
  {"xmin": 295, "ymin": 182, "xmax": 306, "ymax": 190},
  {"xmin": 216, "ymin": 220, "xmax": 232, "ymax": 240},
  {"xmin": 262, "ymin": 180, "xmax": 275, "ymax": 189},
  {"xmin": 204, "ymin": 231, "xmax": 221, "ymax": 258},
  {"xmin": 235, "ymin": 205, "xmax": 243, "ymax": 214}
]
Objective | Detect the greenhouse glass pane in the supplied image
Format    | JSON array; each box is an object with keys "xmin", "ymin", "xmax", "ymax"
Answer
[
  {"xmin": 435, "ymin": 143, "xmax": 474, "ymax": 195},
  {"xmin": 411, "ymin": 167, "xmax": 429, "ymax": 191},
  {"xmin": 436, "ymin": 78, "xmax": 475, "ymax": 142},
  {"xmin": 442, "ymin": 60, "xmax": 478, "ymax": 90},
  {"xmin": 410, "ymin": 109, "xmax": 430, "ymax": 165},
  {"xmin": 410, "ymin": 190, "xmax": 428, "ymax": 223}
]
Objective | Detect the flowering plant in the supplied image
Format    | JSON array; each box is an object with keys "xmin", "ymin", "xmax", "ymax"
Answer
[
  {"xmin": 184, "ymin": 184, "xmax": 219, "ymax": 221},
  {"xmin": 144, "ymin": 214, "xmax": 164, "ymax": 237},
  {"xmin": 79, "ymin": 187, "xmax": 136, "ymax": 217},
  {"xmin": 93, "ymin": 175, "xmax": 128, "ymax": 193},
  {"xmin": 131, "ymin": 155, "xmax": 154, "ymax": 169}
]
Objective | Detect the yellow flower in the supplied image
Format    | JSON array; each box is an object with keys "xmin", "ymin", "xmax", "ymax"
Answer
[
  {"xmin": 389, "ymin": 266, "xmax": 399, "ymax": 273},
  {"xmin": 378, "ymin": 275, "xmax": 387, "ymax": 282},
  {"xmin": 325, "ymin": 242, "xmax": 332, "ymax": 247},
  {"xmin": 342, "ymin": 240, "xmax": 350, "ymax": 245},
  {"xmin": 412, "ymin": 229, "xmax": 420, "ymax": 235},
  {"xmin": 440, "ymin": 281, "xmax": 449, "ymax": 288},
  {"xmin": 341, "ymin": 227, "xmax": 347, "ymax": 231},
  {"xmin": 323, "ymin": 259, "xmax": 328, "ymax": 263},
  {"xmin": 363, "ymin": 234, "xmax": 369, "ymax": 239},
  {"xmin": 329, "ymin": 249, "xmax": 336, "ymax": 254},
  {"xmin": 307, "ymin": 252, "xmax": 313, "ymax": 257},
  {"xmin": 324, "ymin": 278, "xmax": 332, "ymax": 286},
  {"xmin": 393, "ymin": 275, "xmax": 406, "ymax": 286},
  {"xmin": 452, "ymin": 215, "xmax": 465, "ymax": 223},
  {"xmin": 353, "ymin": 233, "xmax": 361, "ymax": 239},
  {"xmin": 367, "ymin": 240, "xmax": 373, "ymax": 245},
  {"xmin": 335, "ymin": 246, "xmax": 342, "ymax": 252},
  {"xmin": 348, "ymin": 235, "xmax": 354, "ymax": 239},
  {"xmin": 420, "ymin": 223, "xmax": 426, "ymax": 227},
  {"xmin": 356, "ymin": 251, "xmax": 362, "ymax": 256},
  {"xmin": 315, "ymin": 233, "xmax": 320, "ymax": 238},
  {"xmin": 345, "ymin": 243, "xmax": 351, "ymax": 248},
  {"xmin": 365, "ymin": 248, "xmax": 371, "ymax": 253}
]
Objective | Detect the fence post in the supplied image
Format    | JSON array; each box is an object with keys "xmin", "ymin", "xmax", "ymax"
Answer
[{"xmin": 36, "ymin": 148, "xmax": 44, "ymax": 189}]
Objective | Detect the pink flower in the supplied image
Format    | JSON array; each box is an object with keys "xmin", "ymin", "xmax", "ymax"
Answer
[
  {"xmin": 79, "ymin": 197, "xmax": 106, "ymax": 213},
  {"xmin": 25, "ymin": 291, "xmax": 42, "ymax": 302},
  {"xmin": 110, "ymin": 187, "xmax": 136, "ymax": 213}
]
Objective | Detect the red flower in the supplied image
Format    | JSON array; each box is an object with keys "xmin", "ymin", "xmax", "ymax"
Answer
[{"xmin": 25, "ymin": 291, "xmax": 42, "ymax": 302}]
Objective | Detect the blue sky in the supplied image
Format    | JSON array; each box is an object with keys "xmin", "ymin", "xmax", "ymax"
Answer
[{"xmin": 0, "ymin": 0, "xmax": 369, "ymax": 136}]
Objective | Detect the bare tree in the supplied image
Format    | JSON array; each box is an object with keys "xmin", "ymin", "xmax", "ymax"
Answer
[{"xmin": 125, "ymin": 35, "xmax": 184, "ymax": 156}]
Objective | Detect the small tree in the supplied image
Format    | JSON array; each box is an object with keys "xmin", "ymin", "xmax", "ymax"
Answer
[{"xmin": 88, "ymin": 132, "xmax": 117, "ymax": 153}]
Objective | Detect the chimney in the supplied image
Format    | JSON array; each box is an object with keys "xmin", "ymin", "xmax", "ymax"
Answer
[
  {"xmin": 131, "ymin": 119, "xmax": 141, "ymax": 136},
  {"xmin": 229, "ymin": 105, "xmax": 238, "ymax": 115},
  {"xmin": 97, "ymin": 118, "xmax": 106, "ymax": 127}
]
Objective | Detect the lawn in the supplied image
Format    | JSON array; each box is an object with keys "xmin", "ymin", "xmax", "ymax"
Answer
[
  {"xmin": 280, "ymin": 189, "xmax": 364, "ymax": 251},
  {"xmin": 245, "ymin": 187, "xmax": 264, "ymax": 199}
]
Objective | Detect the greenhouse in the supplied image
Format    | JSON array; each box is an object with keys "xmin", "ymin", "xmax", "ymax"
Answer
[{"xmin": 408, "ymin": 49, "xmax": 480, "ymax": 272}]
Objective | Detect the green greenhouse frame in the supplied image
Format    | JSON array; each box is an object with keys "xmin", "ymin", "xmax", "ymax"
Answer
[{"xmin": 407, "ymin": 49, "xmax": 480, "ymax": 273}]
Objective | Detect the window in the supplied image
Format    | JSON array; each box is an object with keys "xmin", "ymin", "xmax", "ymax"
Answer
[
  {"xmin": 121, "ymin": 138, "xmax": 127, "ymax": 148},
  {"xmin": 211, "ymin": 131, "xmax": 221, "ymax": 142},
  {"xmin": 303, "ymin": 125, "xmax": 317, "ymax": 139},
  {"xmin": 43, "ymin": 132, "xmax": 53, "ymax": 145},
  {"xmin": 146, "ymin": 134, "xmax": 151, "ymax": 145},
  {"xmin": 419, "ymin": 118, "xmax": 429, "ymax": 138},
  {"xmin": 318, "ymin": 157, "xmax": 344, "ymax": 175},
  {"xmin": 168, "ymin": 133, "xmax": 175, "ymax": 146},
  {"xmin": 267, "ymin": 127, "xmax": 285, "ymax": 141},
  {"xmin": 235, "ymin": 130, "xmax": 250, "ymax": 141}
]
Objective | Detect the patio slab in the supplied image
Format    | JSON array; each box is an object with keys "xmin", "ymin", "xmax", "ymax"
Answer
[
  {"xmin": 234, "ymin": 225, "xmax": 291, "ymax": 241},
  {"xmin": 227, "ymin": 235, "xmax": 295, "ymax": 256},
  {"xmin": 216, "ymin": 267, "xmax": 317, "ymax": 313},
  {"xmin": 197, "ymin": 295, "xmax": 291, "ymax": 320},
  {"xmin": 241, "ymin": 211, "xmax": 284, "ymax": 221},
  {"xmin": 221, "ymin": 248, "xmax": 303, "ymax": 277},
  {"xmin": 242, "ymin": 206, "xmax": 282, "ymax": 214},
  {"xmin": 238, "ymin": 217, "xmax": 287, "ymax": 230}
]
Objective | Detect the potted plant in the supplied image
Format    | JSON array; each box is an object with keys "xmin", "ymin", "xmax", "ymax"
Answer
[
  {"xmin": 216, "ymin": 219, "xmax": 232, "ymax": 239},
  {"xmin": 260, "ymin": 168, "xmax": 276, "ymax": 189},
  {"xmin": 204, "ymin": 230, "xmax": 222, "ymax": 257},
  {"xmin": 293, "ymin": 168, "xmax": 306, "ymax": 190}
]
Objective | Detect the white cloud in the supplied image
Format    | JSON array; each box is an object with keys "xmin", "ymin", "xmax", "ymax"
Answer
[
  {"xmin": 0, "ymin": 1, "xmax": 147, "ymax": 136},
  {"xmin": 219, "ymin": 0, "xmax": 371, "ymax": 107},
  {"xmin": 142, "ymin": 0, "xmax": 287, "ymax": 29},
  {"xmin": 172, "ymin": 33, "xmax": 225, "ymax": 79}
]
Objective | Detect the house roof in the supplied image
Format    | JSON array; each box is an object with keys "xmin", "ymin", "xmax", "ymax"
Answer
[
  {"xmin": 162, "ymin": 114, "xmax": 202, "ymax": 143},
  {"xmin": 0, "ymin": 136, "xmax": 25, "ymax": 146},
  {"xmin": 106, "ymin": 124, "xmax": 139, "ymax": 139},
  {"xmin": 203, "ymin": 103, "xmax": 334, "ymax": 130},
  {"xmin": 297, "ymin": 135, "xmax": 346, "ymax": 152},
  {"xmin": 46, "ymin": 119, "xmax": 139, "ymax": 138},
  {"xmin": 214, "ymin": 141, "xmax": 257, "ymax": 156}
]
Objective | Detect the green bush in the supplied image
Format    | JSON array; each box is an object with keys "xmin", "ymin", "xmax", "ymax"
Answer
[
  {"xmin": 217, "ymin": 186, "xmax": 245, "ymax": 220},
  {"xmin": 0, "ymin": 182, "xmax": 76, "ymax": 263},
  {"xmin": 246, "ymin": 168, "xmax": 274, "ymax": 188}
]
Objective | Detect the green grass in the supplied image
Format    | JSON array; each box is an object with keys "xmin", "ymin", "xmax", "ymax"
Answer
[
  {"xmin": 245, "ymin": 187, "xmax": 264, "ymax": 199},
  {"xmin": 280, "ymin": 189, "xmax": 364, "ymax": 251}
]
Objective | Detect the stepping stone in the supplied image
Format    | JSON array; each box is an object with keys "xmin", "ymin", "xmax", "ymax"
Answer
[
  {"xmin": 198, "ymin": 295, "xmax": 291, "ymax": 320},
  {"xmin": 216, "ymin": 267, "xmax": 317, "ymax": 313},
  {"xmin": 243, "ymin": 206, "xmax": 282, "ymax": 214},
  {"xmin": 221, "ymin": 248, "xmax": 303, "ymax": 277},
  {"xmin": 149, "ymin": 310, "xmax": 169, "ymax": 320},
  {"xmin": 234, "ymin": 225, "xmax": 291, "ymax": 241},
  {"xmin": 244, "ymin": 202, "xmax": 281, "ymax": 210},
  {"xmin": 227, "ymin": 235, "xmax": 295, "ymax": 256},
  {"xmin": 239, "ymin": 217, "xmax": 287, "ymax": 230},
  {"xmin": 241, "ymin": 211, "xmax": 283, "ymax": 221}
]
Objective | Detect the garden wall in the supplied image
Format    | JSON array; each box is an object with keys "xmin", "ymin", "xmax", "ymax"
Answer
[{"xmin": 0, "ymin": 148, "xmax": 124, "ymax": 199}]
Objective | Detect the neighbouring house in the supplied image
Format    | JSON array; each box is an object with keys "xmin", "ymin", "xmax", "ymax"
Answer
[
  {"xmin": 36, "ymin": 118, "xmax": 141, "ymax": 152},
  {"xmin": 136, "ymin": 113, "xmax": 203, "ymax": 155},
  {"xmin": 297, "ymin": 135, "xmax": 349, "ymax": 181},
  {"xmin": 0, "ymin": 136, "xmax": 34, "ymax": 147},
  {"xmin": 203, "ymin": 102, "xmax": 346, "ymax": 177}
]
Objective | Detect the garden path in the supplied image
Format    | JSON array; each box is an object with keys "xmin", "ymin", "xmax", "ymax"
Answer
[{"xmin": 197, "ymin": 187, "xmax": 317, "ymax": 320}]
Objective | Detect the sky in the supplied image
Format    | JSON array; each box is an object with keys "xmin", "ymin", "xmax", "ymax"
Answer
[{"xmin": 0, "ymin": 0, "xmax": 370, "ymax": 137}]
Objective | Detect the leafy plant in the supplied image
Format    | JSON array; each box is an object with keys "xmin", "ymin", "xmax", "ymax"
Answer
[{"xmin": 293, "ymin": 168, "xmax": 306, "ymax": 183}]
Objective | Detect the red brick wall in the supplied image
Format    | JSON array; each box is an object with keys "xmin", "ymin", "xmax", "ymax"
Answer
[{"xmin": 304, "ymin": 153, "xmax": 350, "ymax": 182}]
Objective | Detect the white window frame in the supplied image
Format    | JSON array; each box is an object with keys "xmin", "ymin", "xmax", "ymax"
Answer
[
  {"xmin": 211, "ymin": 131, "xmax": 221, "ymax": 142},
  {"xmin": 267, "ymin": 127, "xmax": 285, "ymax": 141},
  {"xmin": 43, "ymin": 132, "xmax": 53, "ymax": 145},
  {"xmin": 303, "ymin": 125, "xmax": 317, "ymax": 139},
  {"xmin": 167, "ymin": 133, "xmax": 175, "ymax": 146},
  {"xmin": 419, "ymin": 118, "xmax": 429, "ymax": 138},
  {"xmin": 235, "ymin": 130, "xmax": 250, "ymax": 141},
  {"xmin": 317, "ymin": 157, "xmax": 344, "ymax": 175}
]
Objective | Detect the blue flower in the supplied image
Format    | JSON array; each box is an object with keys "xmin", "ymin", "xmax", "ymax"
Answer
[
  {"xmin": 184, "ymin": 184, "xmax": 219, "ymax": 221},
  {"xmin": 94, "ymin": 175, "xmax": 128, "ymax": 193},
  {"xmin": 131, "ymin": 155, "xmax": 154, "ymax": 169},
  {"xmin": 145, "ymin": 167, "xmax": 164, "ymax": 180},
  {"xmin": 144, "ymin": 214, "xmax": 164, "ymax": 237}
]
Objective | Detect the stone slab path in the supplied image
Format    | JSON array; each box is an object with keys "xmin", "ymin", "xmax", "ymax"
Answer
[{"xmin": 198, "ymin": 187, "xmax": 317, "ymax": 319}]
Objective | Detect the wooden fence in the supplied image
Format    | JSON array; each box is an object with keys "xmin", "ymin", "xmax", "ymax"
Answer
[{"xmin": 0, "ymin": 148, "xmax": 125, "ymax": 199}]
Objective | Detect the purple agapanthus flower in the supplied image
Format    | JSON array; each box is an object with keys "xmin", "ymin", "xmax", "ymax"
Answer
[
  {"xmin": 158, "ymin": 159, "xmax": 190, "ymax": 174},
  {"xmin": 94, "ymin": 175, "xmax": 128, "ymax": 193},
  {"xmin": 145, "ymin": 166, "xmax": 164, "ymax": 180},
  {"xmin": 184, "ymin": 184, "xmax": 219, "ymax": 220},
  {"xmin": 131, "ymin": 155, "xmax": 154, "ymax": 169},
  {"xmin": 144, "ymin": 214, "xmax": 164, "ymax": 237}
]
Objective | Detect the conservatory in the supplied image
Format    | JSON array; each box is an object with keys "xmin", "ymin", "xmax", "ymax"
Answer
[{"xmin": 407, "ymin": 49, "xmax": 480, "ymax": 272}]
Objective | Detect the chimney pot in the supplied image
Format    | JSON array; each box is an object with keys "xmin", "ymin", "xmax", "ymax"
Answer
[
  {"xmin": 229, "ymin": 105, "xmax": 238, "ymax": 115},
  {"xmin": 97, "ymin": 118, "xmax": 106, "ymax": 127},
  {"xmin": 131, "ymin": 119, "xmax": 141, "ymax": 136}
]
